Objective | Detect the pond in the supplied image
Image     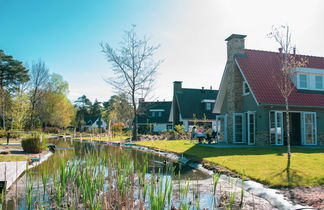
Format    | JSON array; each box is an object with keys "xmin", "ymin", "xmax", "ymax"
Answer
[
  {"xmin": 2, "ymin": 140, "xmax": 274, "ymax": 209},
  {"xmin": 3, "ymin": 140, "xmax": 213, "ymax": 209}
]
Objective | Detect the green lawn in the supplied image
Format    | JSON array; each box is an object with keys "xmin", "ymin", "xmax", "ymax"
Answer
[
  {"xmin": 135, "ymin": 140, "xmax": 324, "ymax": 187},
  {"xmin": 0, "ymin": 155, "xmax": 27, "ymax": 162}
]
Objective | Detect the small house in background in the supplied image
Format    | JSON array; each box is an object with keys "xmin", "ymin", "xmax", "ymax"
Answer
[
  {"xmin": 137, "ymin": 99, "xmax": 173, "ymax": 134},
  {"xmin": 213, "ymin": 34, "xmax": 324, "ymax": 146},
  {"xmin": 169, "ymin": 81, "xmax": 218, "ymax": 131},
  {"xmin": 81, "ymin": 116, "xmax": 107, "ymax": 132}
]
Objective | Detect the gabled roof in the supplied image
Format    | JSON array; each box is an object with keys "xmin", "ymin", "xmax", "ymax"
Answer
[
  {"xmin": 236, "ymin": 49, "xmax": 324, "ymax": 107},
  {"xmin": 175, "ymin": 88, "xmax": 218, "ymax": 120},
  {"xmin": 137, "ymin": 101, "xmax": 172, "ymax": 124},
  {"xmin": 84, "ymin": 116, "xmax": 100, "ymax": 126}
]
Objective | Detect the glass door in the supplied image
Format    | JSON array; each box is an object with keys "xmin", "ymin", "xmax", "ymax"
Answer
[
  {"xmin": 302, "ymin": 112, "xmax": 317, "ymax": 145},
  {"xmin": 247, "ymin": 112, "xmax": 255, "ymax": 145},
  {"xmin": 216, "ymin": 115, "xmax": 227, "ymax": 142},
  {"xmin": 270, "ymin": 111, "xmax": 284, "ymax": 145}
]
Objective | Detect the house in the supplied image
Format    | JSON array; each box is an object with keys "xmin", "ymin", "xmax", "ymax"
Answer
[
  {"xmin": 137, "ymin": 99, "xmax": 173, "ymax": 134},
  {"xmin": 170, "ymin": 81, "xmax": 218, "ymax": 131},
  {"xmin": 213, "ymin": 34, "xmax": 324, "ymax": 146},
  {"xmin": 81, "ymin": 116, "xmax": 107, "ymax": 132}
]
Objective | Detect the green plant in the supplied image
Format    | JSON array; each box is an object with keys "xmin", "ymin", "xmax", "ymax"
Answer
[
  {"xmin": 21, "ymin": 132, "xmax": 47, "ymax": 153},
  {"xmin": 174, "ymin": 125, "xmax": 186, "ymax": 136}
]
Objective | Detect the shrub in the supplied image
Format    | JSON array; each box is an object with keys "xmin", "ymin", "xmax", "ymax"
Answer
[
  {"xmin": 174, "ymin": 124, "xmax": 187, "ymax": 136},
  {"xmin": 21, "ymin": 132, "xmax": 47, "ymax": 153}
]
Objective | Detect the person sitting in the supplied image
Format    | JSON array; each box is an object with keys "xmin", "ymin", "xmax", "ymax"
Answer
[
  {"xmin": 191, "ymin": 126, "xmax": 196, "ymax": 140},
  {"xmin": 196, "ymin": 126, "xmax": 205, "ymax": 143}
]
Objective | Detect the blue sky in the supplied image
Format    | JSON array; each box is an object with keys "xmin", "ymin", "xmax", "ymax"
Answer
[{"xmin": 1, "ymin": 0, "xmax": 324, "ymax": 102}]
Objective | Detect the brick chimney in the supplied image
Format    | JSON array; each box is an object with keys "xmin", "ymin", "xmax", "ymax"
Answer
[
  {"xmin": 172, "ymin": 81, "xmax": 182, "ymax": 126},
  {"xmin": 225, "ymin": 34, "xmax": 246, "ymax": 60},
  {"xmin": 138, "ymin": 98, "xmax": 144, "ymax": 104},
  {"xmin": 173, "ymin": 81, "xmax": 182, "ymax": 94}
]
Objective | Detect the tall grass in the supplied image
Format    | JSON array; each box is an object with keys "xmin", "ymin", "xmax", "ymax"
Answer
[{"xmin": 3, "ymin": 141, "xmax": 248, "ymax": 209}]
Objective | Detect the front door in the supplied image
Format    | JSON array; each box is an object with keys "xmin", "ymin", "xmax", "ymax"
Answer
[{"xmin": 290, "ymin": 113, "xmax": 301, "ymax": 146}]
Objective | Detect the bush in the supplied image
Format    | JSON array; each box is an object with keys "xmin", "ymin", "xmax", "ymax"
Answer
[{"xmin": 21, "ymin": 132, "xmax": 47, "ymax": 153}]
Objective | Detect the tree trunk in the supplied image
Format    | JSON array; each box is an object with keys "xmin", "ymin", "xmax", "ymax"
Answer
[
  {"xmin": 285, "ymin": 97, "xmax": 291, "ymax": 184},
  {"xmin": 131, "ymin": 95, "xmax": 137, "ymax": 142}
]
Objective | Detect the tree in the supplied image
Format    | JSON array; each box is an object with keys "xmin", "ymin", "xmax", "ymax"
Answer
[
  {"xmin": 101, "ymin": 26, "xmax": 162, "ymax": 140},
  {"xmin": 28, "ymin": 60, "xmax": 49, "ymax": 129},
  {"xmin": 9, "ymin": 91, "xmax": 30, "ymax": 130},
  {"xmin": 268, "ymin": 25, "xmax": 308, "ymax": 180},
  {"xmin": 38, "ymin": 74, "xmax": 74, "ymax": 128},
  {"xmin": 0, "ymin": 50, "xmax": 29, "ymax": 129},
  {"xmin": 75, "ymin": 95, "xmax": 92, "ymax": 130},
  {"xmin": 90, "ymin": 99, "xmax": 102, "ymax": 116}
]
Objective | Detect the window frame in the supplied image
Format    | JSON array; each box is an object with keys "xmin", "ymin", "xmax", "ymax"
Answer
[
  {"xmin": 299, "ymin": 74, "xmax": 308, "ymax": 89},
  {"xmin": 242, "ymin": 81, "xmax": 250, "ymax": 96}
]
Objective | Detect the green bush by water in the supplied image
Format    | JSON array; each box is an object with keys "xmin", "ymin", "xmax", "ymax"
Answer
[{"xmin": 21, "ymin": 132, "xmax": 47, "ymax": 153}]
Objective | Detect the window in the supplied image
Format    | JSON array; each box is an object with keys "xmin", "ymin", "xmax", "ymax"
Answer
[
  {"xmin": 158, "ymin": 111, "xmax": 162, "ymax": 117},
  {"xmin": 299, "ymin": 74, "xmax": 308, "ymax": 88},
  {"xmin": 151, "ymin": 112, "xmax": 155, "ymax": 117},
  {"xmin": 242, "ymin": 81, "xmax": 250, "ymax": 95},
  {"xmin": 233, "ymin": 113, "xmax": 244, "ymax": 143},
  {"xmin": 302, "ymin": 112, "xmax": 317, "ymax": 145},
  {"xmin": 206, "ymin": 102, "xmax": 212, "ymax": 111},
  {"xmin": 315, "ymin": 76, "xmax": 323, "ymax": 89}
]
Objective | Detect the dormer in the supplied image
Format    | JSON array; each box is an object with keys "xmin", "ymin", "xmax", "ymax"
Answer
[
  {"xmin": 201, "ymin": 99, "xmax": 215, "ymax": 111},
  {"xmin": 293, "ymin": 67, "xmax": 324, "ymax": 91},
  {"xmin": 149, "ymin": 109, "xmax": 164, "ymax": 117}
]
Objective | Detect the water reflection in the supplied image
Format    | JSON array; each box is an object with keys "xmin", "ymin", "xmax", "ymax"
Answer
[{"xmin": 3, "ymin": 140, "xmax": 209, "ymax": 209}]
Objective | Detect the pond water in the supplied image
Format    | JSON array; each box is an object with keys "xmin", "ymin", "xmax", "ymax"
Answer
[{"xmin": 3, "ymin": 140, "xmax": 212, "ymax": 209}]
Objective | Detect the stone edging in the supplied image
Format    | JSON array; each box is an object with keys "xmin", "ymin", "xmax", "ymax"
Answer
[
  {"xmin": 69, "ymin": 139, "xmax": 314, "ymax": 210},
  {"xmin": 127, "ymin": 144, "xmax": 313, "ymax": 210}
]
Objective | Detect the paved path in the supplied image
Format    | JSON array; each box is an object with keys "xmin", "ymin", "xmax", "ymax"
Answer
[
  {"xmin": 0, "ymin": 151, "xmax": 53, "ymax": 191},
  {"xmin": 0, "ymin": 161, "xmax": 27, "ymax": 190}
]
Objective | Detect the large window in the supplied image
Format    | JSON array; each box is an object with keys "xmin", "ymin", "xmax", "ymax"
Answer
[
  {"xmin": 315, "ymin": 76, "xmax": 323, "ymax": 89},
  {"xmin": 299, "ymin": 74, "xmax": 308, "ymax": 88}
]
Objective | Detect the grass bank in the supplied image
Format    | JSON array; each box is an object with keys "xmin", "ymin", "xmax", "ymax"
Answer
[{"xmin": 135, "ymin": 140, "xmax": 324, "ymax": 187}]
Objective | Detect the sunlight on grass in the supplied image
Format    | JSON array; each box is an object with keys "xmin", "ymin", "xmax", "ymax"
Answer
[
  {"xmin": 135, "ymin": 140, "xmax": 324, "ymax": 187},
  {"xmin": 0, "ymin": 155, "xmax": 28, "ymax": 162}
]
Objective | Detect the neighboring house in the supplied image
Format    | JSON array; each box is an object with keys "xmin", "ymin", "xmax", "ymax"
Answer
[
  {"xmin": 170, "ymin": 81, "xmax": 218, "ymax": 131},
  {"xmin": 213, "ymin": 34, "xmax": 324, "ymax": 146},
  {"xmin": 137, "ymin": 99, "xmax": 173, "ymax": 134},
  {"xmin": 81, "ymin": 116, "xmax": 107, "ymax": 132}
]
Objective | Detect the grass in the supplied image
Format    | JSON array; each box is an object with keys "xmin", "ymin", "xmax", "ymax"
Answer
[
  {"xmin": 0, "ymin": 155, "xmax": 28, "ymax": 162},
  {"xmin": 135, "ymin": 140, "xmax": 324, "ymax": 187}
]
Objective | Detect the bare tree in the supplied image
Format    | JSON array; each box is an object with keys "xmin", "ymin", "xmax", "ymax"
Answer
[
  {"xmin": 268, "ymin": 26, "xmax": 307, "ymax": 179},
  {"xmin": 101, "ymin": 26, "xmax": 162, "ymax": 141},
  {"xmin": 28, "ymin": 60, "xmax": 49, "ymax": 129}
]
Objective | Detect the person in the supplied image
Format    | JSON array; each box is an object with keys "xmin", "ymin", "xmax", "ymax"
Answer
[
  {"xmin": 196, "ymin": 126, "xmax": 205, "ymax": 143},
  {"xmin": 6, "ymin": 131, "xmax": 10, "ymax": 145},
  {"xmin": 191, "ymin": 126, "xmax": 196, "ymax": 140},
  {"xmin": 206, "ymin": 126, "xmax": 213, "ymax": 144}
]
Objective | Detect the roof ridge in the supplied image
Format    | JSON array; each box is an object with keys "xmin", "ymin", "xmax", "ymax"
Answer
[{"xmin": 245, "ymin": 48, "xmax": 324, "ymax": 59}]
